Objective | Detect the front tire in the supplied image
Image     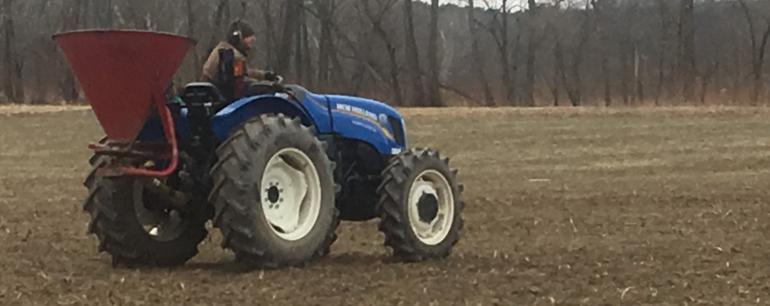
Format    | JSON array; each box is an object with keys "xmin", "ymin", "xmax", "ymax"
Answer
[
  {"xmin": 377, "ymin": 149, "xmax": 464, "ymax": 262},
  {"xmin": 209, "ymin": 114, "xmax": 339, "ymax": 269}
]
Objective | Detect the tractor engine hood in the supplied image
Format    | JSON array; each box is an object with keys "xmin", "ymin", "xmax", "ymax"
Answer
[
  {"xmin": 326, "ymin": 95, "xmax": 403, "ymax": 125},
  {"xmin": 325, "ymin": 94, "xmax": 407, "ymax": 150}
]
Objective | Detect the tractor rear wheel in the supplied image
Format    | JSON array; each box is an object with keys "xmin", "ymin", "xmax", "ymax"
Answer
[
  {"xmin": 377, "ymin": 149, "xmax": 464, "ymax": 262},
  {"xmin": 83, "ymin": 157, "xmax": 209, "ymax": 267},
  {"xmin": 209, "ymin": 114, "xmax": 338, "ymax": 269}
]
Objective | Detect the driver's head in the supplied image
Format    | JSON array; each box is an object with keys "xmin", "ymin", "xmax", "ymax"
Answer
[{"xmin": 228, "ymin": 21, "xmax": 256, "ymax": 52}]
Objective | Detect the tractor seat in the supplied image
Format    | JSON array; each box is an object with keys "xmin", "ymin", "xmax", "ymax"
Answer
[
  {"xmin": 181, "ymin": 82, "xmax": 230, "ymax": 117},
  {"xmin": 182, "ymin": 82, "xmax": 226, "ymax": 106}
]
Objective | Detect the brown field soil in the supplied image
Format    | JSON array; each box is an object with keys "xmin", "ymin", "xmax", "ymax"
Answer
[{"xmin": 2, "ymin": 107, "xmax": 770, "ymax": 305}]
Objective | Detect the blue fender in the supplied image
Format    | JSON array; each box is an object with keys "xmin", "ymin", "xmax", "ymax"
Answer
[
  {"xmin": 326, "ymin": 95, "xmax": 407, "ymax": 155},
  {"xmin": 210, "ymin": 92, "xmax": 333, "ymax": 141}
]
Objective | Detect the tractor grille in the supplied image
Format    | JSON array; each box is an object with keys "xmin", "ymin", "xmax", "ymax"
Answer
[{"xmin": 388, "ymin": 116, "xmax": 406, "ymax": 146}]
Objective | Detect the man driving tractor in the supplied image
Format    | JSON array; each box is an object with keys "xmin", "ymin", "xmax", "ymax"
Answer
[{"xmin": 201, "ymin": 21, "xmax": 278, "ymax": 89}]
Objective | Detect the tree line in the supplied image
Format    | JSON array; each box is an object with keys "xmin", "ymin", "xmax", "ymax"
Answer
[{"xmin": 2, "ymin": 0, "xmax": 770, "ymax": 107}]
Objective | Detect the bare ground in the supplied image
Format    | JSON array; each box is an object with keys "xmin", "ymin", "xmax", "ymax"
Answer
[{"xmin": 2, "ymin": 107, "xmax": 770, "ymax": 305}]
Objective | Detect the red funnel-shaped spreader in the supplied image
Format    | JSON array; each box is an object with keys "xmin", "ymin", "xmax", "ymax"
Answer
[
  {"xmin": 55, "ymin": 30, "xmax": 196, "ymax": 177},
  {"xmin": 54, "ymin": 30, "xmax": 195, "ymax": 141}
]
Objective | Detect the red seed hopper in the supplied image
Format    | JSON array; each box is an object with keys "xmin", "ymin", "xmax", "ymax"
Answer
[{"xmin": 54, "ymin": 30, "xmax": 196, "ymax": 176}]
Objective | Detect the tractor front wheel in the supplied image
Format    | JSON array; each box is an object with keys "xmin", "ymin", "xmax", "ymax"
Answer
[
  {"xmin": 377, "ymin": 149, "xmax": 464, "ymax": 262},
  {"xmin": 83, "ymin": 161, "xmax": 209, "ymax": 267}
]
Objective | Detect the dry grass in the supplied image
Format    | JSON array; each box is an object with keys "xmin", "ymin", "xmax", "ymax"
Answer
[
  {"xmin": 0, "ymin": 104, "xmax": 89, "ymax": 115},
  {"xmin": 2, "ymin": 107, "xmax": 770, "ymax": 305}
]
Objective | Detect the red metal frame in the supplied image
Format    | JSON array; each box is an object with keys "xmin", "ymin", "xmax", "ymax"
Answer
[{"xmin": 119, "ymin": 93, "xmax": 179, "ymax": 177}]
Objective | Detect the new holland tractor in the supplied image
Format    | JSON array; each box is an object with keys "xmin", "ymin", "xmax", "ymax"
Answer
[{"xmin": 54, "ymin": 30, "xmax": 464, "ymax": 269}]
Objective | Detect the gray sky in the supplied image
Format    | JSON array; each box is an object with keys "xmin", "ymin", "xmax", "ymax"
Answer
[{"xmin": 425, "ymin": 0, "xmax": 530, "ymax": 10}]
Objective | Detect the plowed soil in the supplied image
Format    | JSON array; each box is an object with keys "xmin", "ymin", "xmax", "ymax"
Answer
[{"xmin": 2, "ymin": 107, "xmax": 770, "ymax": 305}]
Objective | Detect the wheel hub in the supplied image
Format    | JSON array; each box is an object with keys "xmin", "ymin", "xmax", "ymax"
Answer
[
  {"xmin": 407, "ymin": 170, "xmax": 455, "ymax": 246},
  {"xmin": 133, "ymin": 180, "xmax": 187, "ymax": 242},
  {"xmin": 260, "ymin": 148, "xmax": 322, "ymax": 241},
  {"xmin": 266, "ymin": 184, "xmax": 282, "ymax": 205},
  {"xmin": 417, "ymin": 192, "xmax": 439, "ymax": 223}
]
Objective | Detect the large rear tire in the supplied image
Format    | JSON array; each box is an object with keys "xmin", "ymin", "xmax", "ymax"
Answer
[
  {"xmin": 377, "ymin": 149, "xmax": 464, "ymax": 262},
  {"xmin": 83, "ymin": 158, "xmax": 210, "ymax": 267},
  {"xmin": 209, "ymin": 114, "xmax": 339, "ymax": 269}
]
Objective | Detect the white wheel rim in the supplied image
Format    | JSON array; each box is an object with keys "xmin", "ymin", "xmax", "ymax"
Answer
[
  {"xmin": 407, "ymin": 170, "xmax": 455, "ymax": 246},
  {"xmin": 260, "ymin": 148, "xmax": 322, "ymax": 241}
]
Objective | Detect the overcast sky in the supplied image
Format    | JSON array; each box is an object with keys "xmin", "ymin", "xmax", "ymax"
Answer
[{"xmin": 424, "ymin": 0, "xmax": 531, "ymax": 10}]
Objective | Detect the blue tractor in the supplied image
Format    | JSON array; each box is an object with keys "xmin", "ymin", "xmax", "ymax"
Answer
[{"xmin": 56, "ymin": 30, "xmax": 464, "ymax": 269}]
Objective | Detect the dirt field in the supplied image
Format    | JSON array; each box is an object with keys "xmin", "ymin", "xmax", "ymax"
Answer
[{"xmin": 3, "ymin": 107, "xmax": 770, "ymax": 305}]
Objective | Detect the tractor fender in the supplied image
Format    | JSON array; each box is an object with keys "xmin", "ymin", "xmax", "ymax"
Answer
[{"xmin": 210, "ymin": 93, "xmax": 332, "ymax": 141}]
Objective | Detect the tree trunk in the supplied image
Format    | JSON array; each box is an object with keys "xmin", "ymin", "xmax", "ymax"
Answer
[
  {"xmin": 207, "ymin": 0, "xmax": 230, "ymax": 55},
  {"xmin": 498, "ymin": 0, "xmax": 511, "ymax": 105},
  {"xmin": 602, "ymin": 55, "xmax": 611, "ymax": 106},
  {"xmin": 752, "ymin": 24, "xmax": 770, "ymax": 105},
  {"xmin": 427, "ymin": 0, "xmax": 443, "ymax": 107},
  {"xmin": 315, "ymin": 0, "xmax": 333, "ymax": 89},
  {"xmin": 620, "ymin": 39, "xmax": 630, "ymax": 105},
  {"xmin": 185, "ymin": 0, "xmax": 200, "ymax": 79},
  {"xmin": 2, "ymin": 0, "xmax": 17, "ymax": 102},
  {"xmin": 678, "ymin": 0, "xmax": 695, "ymax": 102},
  {"xmin": 634, "ymin": 43, "xmax": 644, "ymax": 103},
  {"xmin": 655, "ymin": 0, "xmax": 670, "ymax": 105},
  {"xmin": 552, "ymin": 40, "xmax": 564, "ymax": 107},
  {"xmin": 261, "ymin": 0, "xmax": 276, "ymax": 67},
  {"xmin": 59, "ymin": 0, "xmax": 86, "ymax": 103},
  {"xmin": 403, "ymin": 0, "xmax": 425, "ymax": 107},
  {"xmin": 509, "ymin": 29, "xmax": 521, "ymax": 104},
  {"xmin": 299, "ymin": 7, "xmax": 313, "ymax": 87},
  {"xmin": 277, "ymin": 0, "xmax": 301, "ymax": 74},
  {"xmin": 523, "ymin": 0, "xmax": 538, "ymax": 107},
  {"xmin": 363, "ymin": 0, "xmax": 404, "ymax": 105},
  {"xmin": 737, "ymin": 0, "xmax": 770, "ymax": 105},
  {"xmin": 467, "ymin": 0, "xmax": 494, "ymax": 106},
  {"xmin": 565, "ymin": 4, "xmax": 592, "ymax": 107}
]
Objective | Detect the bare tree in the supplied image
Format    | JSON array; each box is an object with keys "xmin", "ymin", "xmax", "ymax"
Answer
[
  {"xmin": 2, "ymin": 0, "xmax": 21, "ymax": 102},
  {"xmin": 654, "ymin": 0, "xmax": 671, "ymax": 105},
  {"xmin": 738, "ymin": 0, "xmax": 770, "ymax": 104},
  {"xmin": 277, "ymin": 0, "xmax": 301, "ymax": 74},
  {"xmin": 314, "ymin": 0, "xmax": 335, "ymax": 89},
  {"xmin": 678, "ymin": 0, "xmax": 696, "ymax": 102},
  {"xmin": 261, "ymin": 0, "xmax": 276, "ymax": 67},
  {"xmin": 427, "ymin": 0, "xmax": 443, "ymax": 106},
  {"xmin": 468, "ymin": 0, "xmax": 494, "ymax": 106},
  {"xmin": 185, "ymin": 0, "xmax": 200, "ymax": 79},
  {"xmin": 360, "ymin": 0, "xmax": 404, "ymax": 105},
  {"xmin": 523, "ymin": 0, "xmax": 539, "ymax": 107},
  {"xmin": 3, "ymin": 0, "xmax": 770, "ymax": 107},
  {"xmin": 479, "ymin": 0, "xmax": 511, "ymax": 105},
  {"xmin": 403, "ymin": 0, "xmax": 425, "ymax": 106},
  {"xmin": 553, "ymin": 1, "xmax": 593, "ymax": 107}
]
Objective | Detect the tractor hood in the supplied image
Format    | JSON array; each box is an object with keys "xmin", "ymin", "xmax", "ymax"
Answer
[
  {"xmin": 325, "ymin": 94, "xmax": 407, "ymax": 152},
  {"xmin": 54, "ymin": 30, "xmax": 195, "ymax": 141},
  {"xmin": 325, "ymin": 95, "xmax": 403, "ymax": 125}
]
